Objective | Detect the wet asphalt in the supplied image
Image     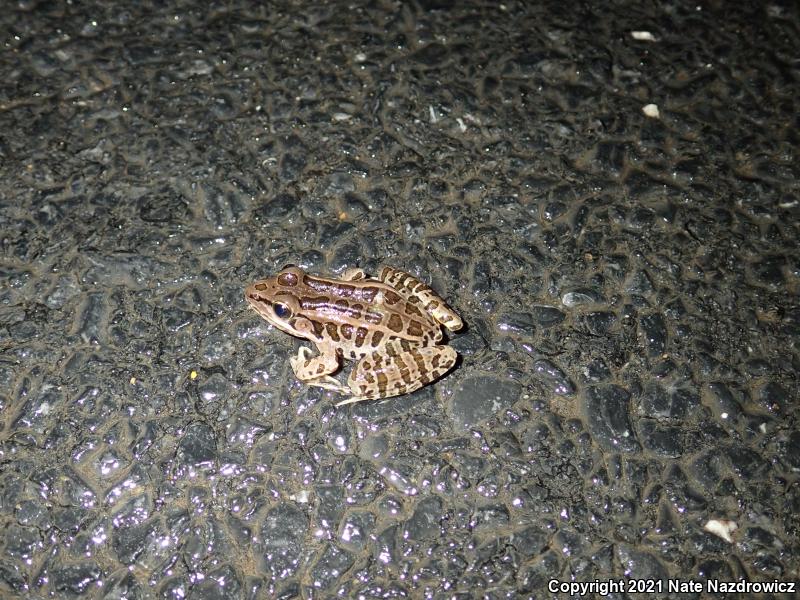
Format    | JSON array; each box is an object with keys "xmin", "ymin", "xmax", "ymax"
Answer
[{"xmin": 1, "ymin": 1, "xmax": 798, "ymax": 598}]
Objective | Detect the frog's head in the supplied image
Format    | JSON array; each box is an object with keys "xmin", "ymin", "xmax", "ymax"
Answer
[{"xmin": 245, "ymin": 265, "xmax": 309, "ymax": 338}]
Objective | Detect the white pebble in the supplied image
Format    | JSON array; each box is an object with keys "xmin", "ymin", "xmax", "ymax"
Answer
[
  {"xmin": 703, "ymin": 519, "xmax": 738, "ymax": 543},
  {"xmin": 642, "ymin": 103, "xmax": 660, "ymax": 118},
  {"xmin": 631, "ymin": 31, "xmax": 657, "ymax": 41}
]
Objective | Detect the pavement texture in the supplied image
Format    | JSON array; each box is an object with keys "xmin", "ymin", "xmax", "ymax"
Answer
[{"xmin": 1, "ymin": 1, "xmax": 798, "ymax": 598}]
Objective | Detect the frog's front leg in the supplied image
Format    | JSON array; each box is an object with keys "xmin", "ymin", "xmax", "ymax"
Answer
[
  {"xmin": 378, "ymin": 267, "xmax": 463, "ymax": 332},
  {"xmin": 289, "ymin": 346, "xmax": 349, "ymax": 394},
  {"xmin": 335, "ymin": 344, "xmax": 458, "ymax": 406}
]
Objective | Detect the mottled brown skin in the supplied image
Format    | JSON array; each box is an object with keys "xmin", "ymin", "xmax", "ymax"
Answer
[{"xmin": 245, "ymin": 265, "xmax": 462, "ymax": 405}]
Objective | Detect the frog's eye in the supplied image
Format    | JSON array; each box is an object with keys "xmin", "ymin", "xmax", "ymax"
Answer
[{"xmin": 273, "ymin": 303, "xmax": 291, "ymax": 319}]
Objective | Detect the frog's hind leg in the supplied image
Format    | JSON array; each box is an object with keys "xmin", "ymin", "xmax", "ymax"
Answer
[
  {"xmin": 378, "ymin": 267, "xmax": 463, "ymax": 332},
  {"xmin": 290, "ymin": 346, "xmax": 349, "ymax": 394},
  {"xmin": 335, "ymin": 344, "xmax": 458, "ymax": 406}
]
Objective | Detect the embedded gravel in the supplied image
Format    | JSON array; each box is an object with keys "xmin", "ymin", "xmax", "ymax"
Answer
[{"xmin": 1, "ymin": 1, "xmax": 799, "ymax": 599}]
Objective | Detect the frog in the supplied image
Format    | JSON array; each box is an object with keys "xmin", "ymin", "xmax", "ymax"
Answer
[{"xmin": 245, "ymin": 265, "xmax": 463, "ymax": 405}]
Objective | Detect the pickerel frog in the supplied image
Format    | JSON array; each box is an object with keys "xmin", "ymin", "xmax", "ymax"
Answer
[{"xmin": 245, "ymin": 265, "xmax": 463, "ymax": 405}]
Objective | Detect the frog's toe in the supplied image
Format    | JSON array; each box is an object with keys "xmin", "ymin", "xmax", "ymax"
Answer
[
  {"xmin": 294, "ymin": 346, "xmax": 313, "ymax": 360},
  {"xmin": 289, "ymin": 346, "xmax": 313, "ymax": 370},
  {"xmin": 306, "ymin": 375, "xmax": 350, "ymax": 394},
  {"xmin": 335, "ymin": 395, "xmax": 372, "ymax": 407}
]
